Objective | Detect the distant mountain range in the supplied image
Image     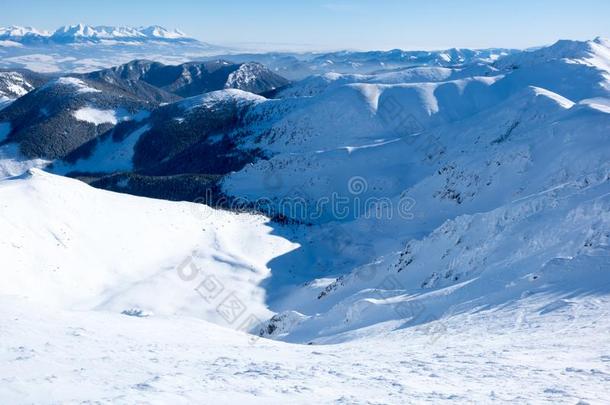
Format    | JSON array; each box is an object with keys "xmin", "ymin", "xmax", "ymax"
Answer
[
  {"xmin": 0, "ymin": 24, "xmax": 198, "ymax": 44},
  {"xmin": 0, "ymin": 23, "xmax": 525, "ymax": 79},
  {"xmin": 0, "ymin": 24, "xmax": 229, "ymax": 73}
]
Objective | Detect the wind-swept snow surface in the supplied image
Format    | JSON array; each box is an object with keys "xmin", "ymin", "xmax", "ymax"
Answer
[{"xmin": 0, "ymin": 295, "xmax": 608, "ymax": 404}]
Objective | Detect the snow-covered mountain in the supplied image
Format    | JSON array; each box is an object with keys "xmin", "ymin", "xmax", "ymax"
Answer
[
  {"xmin": 0, "ymin": 59, "xmax": 288, "ymax": 167},
  {"xmin": 49, "ymin": 24, "xmax": 194, "ymax": 43},
  {"xmin": 220, "ymin": 39, "xmax": 610, "ymax": 341},
  {"xmin": 0, "ymin": 71, "xmax": 34, "ymax": 110},
  {"xmin": 0, "ymin": 25, "xmax": 50, "ymax": 44},
  {"xmin": 209, "ymin": 47, "xmax": 518, "ymax": 80},
  {"xmin": 1, "ymin": 36, "xmax": 609, "ymax": 403},
  {"xmin": 33, "ymin": 38, "xmax": 610, "ymax": 341},
  {"xmin": 0, "ymin": 76, "xmax": 168, "ymax": 161},
  {"xmin": 83, "ymin": 59, "xmax": 289, "ymax": 98},
  {"xmin": 0, "ymin": 24, "xmax": 196, "ymax": 44},
  {"xmin": 0, "ymin": 24, "xmax": 228, "ymax": 73},
  {"xmin": 0, "ymin": 72, "xmax": 34, "ymax": 99},
  {"xmin": 0, "ymin": 168, "xmax": 296, "ymax": 320}
]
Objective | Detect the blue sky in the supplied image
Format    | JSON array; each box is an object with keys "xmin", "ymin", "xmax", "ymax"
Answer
[{"xmin": 3, "ymin": 0, "xmax": 610, "ymax": 51}]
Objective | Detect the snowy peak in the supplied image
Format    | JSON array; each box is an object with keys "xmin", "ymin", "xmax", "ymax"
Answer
[
  {"xmin": 0, "ymin": 25, "xmax": 49, "ymax": 37},
  {"xmin": 0, "ymin": 25, "xmax": 50, "ymax": 40},
  {"xmin": 224, "ymin": 62, "xmax": 290, "ymax": 94},
  {"xmin": 0, "ymin": 24, "xmax": 197, "ymax": 44},
  {"xmin": 139, "ymin": 25, "xmax": 187, "ymax": 40},
  {"xmin": 542, "ymin": 38, "xmax": 610, "ymax": 63},
  {"xmin": 50, "ymin": 24, "xmax": 194, "ymax": 43},
  {"xmin": 51, "ymin": 24, "xmax": 111, "ymax": 41},
  {"xmin": 497, "ymin": 37, "xmax": 610, "ymax": 71},
  {"xmin": 58, "ymin": 23, "xmax": 113, "ymax": 38}
]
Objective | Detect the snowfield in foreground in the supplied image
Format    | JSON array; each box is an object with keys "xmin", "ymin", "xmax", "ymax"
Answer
[{"xmin": 1, "ymin": 296, "xmax": 608, "ymax": 404}]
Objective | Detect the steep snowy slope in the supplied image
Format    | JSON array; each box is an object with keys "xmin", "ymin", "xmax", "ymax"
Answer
[
  {"xmin": 216, "ymin": 84, "xmax": 610, "ymax": 336},
  {"xmin": 262, "ymin": 176, "xmax": 610, "ymax": 342},
  {"xmin": 210, "ymin": 47, "xmax": 517, "ymax": 80},
  {"xmin": 0, "ymin": 169, "xmax": 296, "ymax": 326}
]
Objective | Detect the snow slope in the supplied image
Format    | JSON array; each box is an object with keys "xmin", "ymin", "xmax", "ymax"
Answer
[
  {"xmin": 54, "ymin": 124, "xmax": 151, "ymax": 173},
  {"xmin": 0, "ymin": 143, "xmax": 48, "ymax": 179},
  {"xmin": 1, "ymin": 293, "xmax": 608, "ymax": 404},
  {"xmin": 0, "ymin": 169, "xmax": 296, "ymax": 327}
]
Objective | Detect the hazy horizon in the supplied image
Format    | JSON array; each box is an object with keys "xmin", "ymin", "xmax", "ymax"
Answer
[{"xmin": 2, "ymin": 0, "xmax": 610, "ymax": 52}]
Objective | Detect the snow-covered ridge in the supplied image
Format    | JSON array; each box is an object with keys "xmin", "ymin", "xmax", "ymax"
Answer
[
  {"xmin": 0, "ymin": 24, "xmax": 195, "ymax": 43},
  {"xmin": 496, "ymin": 37, "xmax": 610, "ymax": 71},
  {"xmin": 0, "ymin": 25, "xmax": 50, "ymax": 39},
  {"xmin": 179, "ymin": 89, "xmax": 267, "ymax": 111},
  {"xmin": 226, "ymin": 62, "xmax": 278, "ymax": 88}
]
